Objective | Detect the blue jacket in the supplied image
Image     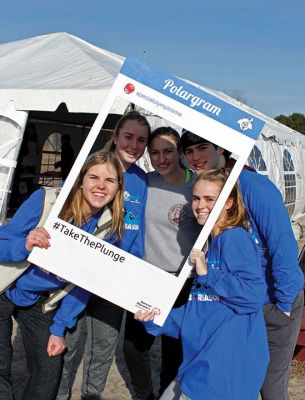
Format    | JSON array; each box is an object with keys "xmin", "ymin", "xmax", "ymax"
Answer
[
  {"xmin": 144, "ymin": 227, "xmax": 269, "ymax": 400},
  {"xmin": 239, "ymin": 169, "xmax": 304, "ymax": 311},
  {"xmin": 0, "ymin": 189, "xmax": 118, "ymax": 336}
]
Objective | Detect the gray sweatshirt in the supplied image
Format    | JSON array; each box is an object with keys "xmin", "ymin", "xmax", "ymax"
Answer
[{"xmin": 145, "ymin": 171, "xmax": 201, "ymax": 274}]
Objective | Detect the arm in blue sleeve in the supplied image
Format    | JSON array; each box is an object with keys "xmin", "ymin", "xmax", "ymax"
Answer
[
  {"xmin": 134, "ymin": 182, "xmax": 147, "ymax": 258},
  {"xmin": 240, "ymin": 171, "xmax": 302, "ymax": 311},
  {"xmin": 50, "ymin": 286, "xmax": 92, "ymax": 336},
  {"xmin": 0, "ymin": 189, "xmax": 44, "ymax": 262},
  {"xmin": 207, "ymin": 230, "xmax": 266, "ymax": 314},
  {"xmin": 127, "ymin": 180, "xmax": 147, "ymax": 258},
  {"xmin": 143, "ymin": 304, "xmax": 186, "ymax": 339}
]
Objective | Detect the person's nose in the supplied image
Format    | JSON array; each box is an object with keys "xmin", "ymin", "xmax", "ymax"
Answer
[
  {"xmin": 197, "ymin": 198, "xmax": 207, "ymax": 209},
  {"xmin": 130, "ymin": 138, "xmax": 138, "ymax": 150},
  {"xmin": 193, "ymin": 149, "xmax": 201, "ymax": 161},
  {"xmin": 159, "ymin": 152, "xmax": 166, "ymax": 163},
  {"xmin": 96, "ymin": 179, "xmax": 106, "ymax": 189}
]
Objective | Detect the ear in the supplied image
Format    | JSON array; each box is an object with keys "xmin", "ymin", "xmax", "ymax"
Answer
[
  {"xmin": 217, "ymin": 146, "xmax": 225, "ymax": 155},
  {"xmin": 224, "ymin": 197, "xmax": 233, "ymax": 211},
  {"xmin": 112, "ymin": 132, "xmax": 119, "ymax": 145}
]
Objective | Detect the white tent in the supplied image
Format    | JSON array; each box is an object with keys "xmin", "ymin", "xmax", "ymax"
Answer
[
  {"xmin": 0, "ymin": 32, "xmax": 305, "ymax": 227},
  {"xmin": 0, "ymin": 32, "xmax": 128, "ymax": 221},
  {"xmin": 0, "ymin": 31, "xmax": 126, "ymax": 113}
]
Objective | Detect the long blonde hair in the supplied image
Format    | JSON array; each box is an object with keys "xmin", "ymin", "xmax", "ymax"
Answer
[
  {"xmin": 59, "ymin": 151, "xmax": 124, "ymax": 241},
  {"xmin": 194, "ymin": 168, "xmax": 249, "ymax": 234}
]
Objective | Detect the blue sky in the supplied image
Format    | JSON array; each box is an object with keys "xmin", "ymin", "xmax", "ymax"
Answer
[{"xmin": 1, "ymin": 0, "xmax": 304, "ymax": 118}]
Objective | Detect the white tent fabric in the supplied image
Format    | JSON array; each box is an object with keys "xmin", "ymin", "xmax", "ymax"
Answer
[
  {"xmin": 0, "ymin": 102, "xmax": 28, "ymax": 221},
  {"xmin": 0, "ymin": 32, "xmax": 305, "ymax": 228},
  {"xmin": 0, "ymin": 32, "xmax": 127, "ymax": 221},
  {"xmin": 0, "ymin": 32, "xmax": 125, "ymax": 114}
]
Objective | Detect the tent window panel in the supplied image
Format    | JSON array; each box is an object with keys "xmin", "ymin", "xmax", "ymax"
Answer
[
  {"xmin": 283, "ymin": 149, "xmax": 295, "ymax": 172},
  {"xmin": 283, "ymin": 149, "xmax": 296, "ymax": 216},
  {"xmin": 248, "ymin": 145, "xmax": 268, "ymax": 174},
  {"xmin": 39, "ymin": 133, "xmax": 62, "ymax": 187}
]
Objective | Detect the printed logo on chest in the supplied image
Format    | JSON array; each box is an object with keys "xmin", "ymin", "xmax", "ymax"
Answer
[{"xmin": 168, "ymin": 204, "xmax": 190, "ymax": 227}]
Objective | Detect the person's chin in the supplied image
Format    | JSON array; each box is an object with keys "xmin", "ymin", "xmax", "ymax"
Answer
[
  {"xmin": 90, "ymin": 202, "xmax": 105, "ymax": 212},
  {"xmin": 156, "ymin": 168, "xmax": 169, "ymax": 176},
  {"xmin": 196, "ymin": 215, "xmax": 208, "ymax": 225},
  {"xmin": 194, "ymin": 167, "xmax": 206, "ymax": 174},
  {"xmin": 126, "ymin": 156, "xmax": 138, "ymax": 165}
]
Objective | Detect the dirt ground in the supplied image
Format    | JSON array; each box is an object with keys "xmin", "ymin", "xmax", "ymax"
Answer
[
  {"xmin": 10, "ymin": 318, "xmax": 305, "ymax": 400},
  {"xmin": 11, "ymin": 317, "xmax": 160, "ymax": 400},
  {"xmin": 9, "ymin": 316, "xmax": 305, "ymax": 400},
  {"xmin": 11, "ymin": 218, "xmax": 305, "ymax": 399}
]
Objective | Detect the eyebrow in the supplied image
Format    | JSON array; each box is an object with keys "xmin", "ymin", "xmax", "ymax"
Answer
[
  {"xmin": 150, "ymin": 146, "xmax": 175, "ymax": 151},
  {"xmin": 87, "ymin": 173, "xmax": 117, "ymax": 179},
  {"xmin": 124, "ymin": 131, "xmax": 144, "ymax": 136}
]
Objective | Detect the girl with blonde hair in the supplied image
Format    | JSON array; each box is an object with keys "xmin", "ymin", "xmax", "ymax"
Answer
[
  {"xmin": 0, "ymin": 150, "xmax": 124, "ymax": 400},
  {"xmin": 136, "ymin": 169, "xmax": 269, "ymax": 400},
  {"xmin": 57, "ymin": 111, "xmax": 151, "ymax": 400}
]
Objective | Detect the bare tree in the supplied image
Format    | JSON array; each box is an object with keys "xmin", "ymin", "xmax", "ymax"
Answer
[{"xmin": 224, "ymin": 89, "xmax": 252, "ymax": 107}]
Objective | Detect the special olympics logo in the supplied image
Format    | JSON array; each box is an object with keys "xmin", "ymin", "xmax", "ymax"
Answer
[
  {"xmin": 151, "ymin": 307, "xmax": 161, "ymax": 316},
  {"xmin": 124, "ymin": 83, "xmax": 135, "ymax": 94}
]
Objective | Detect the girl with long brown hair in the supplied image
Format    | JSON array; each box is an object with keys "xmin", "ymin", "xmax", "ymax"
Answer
[{"xmin": 124, "ymin": 126, "xmax": 200, "ymax": 400}]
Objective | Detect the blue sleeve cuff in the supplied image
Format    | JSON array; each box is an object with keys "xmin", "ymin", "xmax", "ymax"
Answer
[
  {"xmin": 49, "ymin": 321, "xmax": 65, "ymax": 337},
  {"xmin": 142, "ymin": 320, "xmax": 161, "ymax": 336},
  {"xmin": 196, "ymin": 274, "xmax": 208, "ymax": 286},
  {"xmin": 206, "ymin": 269, "xmax": 224, "ymax": 288},
  {"xmin": 14, "ymin": 238, "xmax": 31, "ymax": 262}
]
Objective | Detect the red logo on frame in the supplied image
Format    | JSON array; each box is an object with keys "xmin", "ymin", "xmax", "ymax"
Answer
[{"xmin": 124, "ymin": 83, "xmax": 135, "ymax": 94}]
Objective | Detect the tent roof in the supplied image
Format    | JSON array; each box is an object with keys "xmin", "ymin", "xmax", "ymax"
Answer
[
  {"xmin": 0, "ymin": 32, "xmax": 125, "ymax": 113},
  {"xmin": 0, "ymin": 32, "xmax": 304, "ymax": 146}
]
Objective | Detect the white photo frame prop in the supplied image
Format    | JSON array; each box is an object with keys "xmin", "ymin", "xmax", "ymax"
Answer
[{"xmin": 29, "ymin": 57, "xmax": 265, "ymax": 325}]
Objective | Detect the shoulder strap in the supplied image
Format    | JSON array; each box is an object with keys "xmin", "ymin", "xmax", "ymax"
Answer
[
  {"xmin": 0, "ymin": 187, "xmax": 60, "ymax": 295},
  {"xmin": 94, "ymin": 206, "xmax": 112, "ymax": 239},
  {"xmin": 38, "ymin": 187, "xmax": 60, "ymax": 227}
]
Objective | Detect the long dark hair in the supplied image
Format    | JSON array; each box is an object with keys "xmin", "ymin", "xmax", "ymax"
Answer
[
  {"xmin": 148, "ymin": 126, "xmax": 185, "ymax": 168},
  {"xmin": 107, "ymin": 110, "xmax": 151, "ymax": 151}
]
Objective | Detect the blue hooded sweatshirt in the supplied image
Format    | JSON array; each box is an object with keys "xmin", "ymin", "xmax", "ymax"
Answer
[
  {"xmin": 238, "ymin": 169, "xmax": 304, "ymax": 311},
  {"xmin": 0, "ymin": 162, "xmax": 147, "ymax": 337},
  {"xmin": 0, "ymin": 189, "xmax": 118, "ymax": 336},
  {"xmin": 144, "ymin": 227, "xmax": 269, "ymax": 400}
]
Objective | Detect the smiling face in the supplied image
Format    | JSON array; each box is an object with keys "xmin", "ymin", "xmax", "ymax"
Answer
[
  {"xmin": 82, "ymin": 163, "xmax": 119, "ymax": 218},
  {"xmin": 184, "ymin": 142, "xmax": 224, "ymax": 173},
  {"xmin": 114, "ymin": 119, "xmax": 149, "ymax": 170},
  {"xmin": 192, "ymin": 179, "xmax": 232, "ymax": 236},
  {"xmin": 149, "ymin": 135, "xmax": 181, "ymax": 179}
]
